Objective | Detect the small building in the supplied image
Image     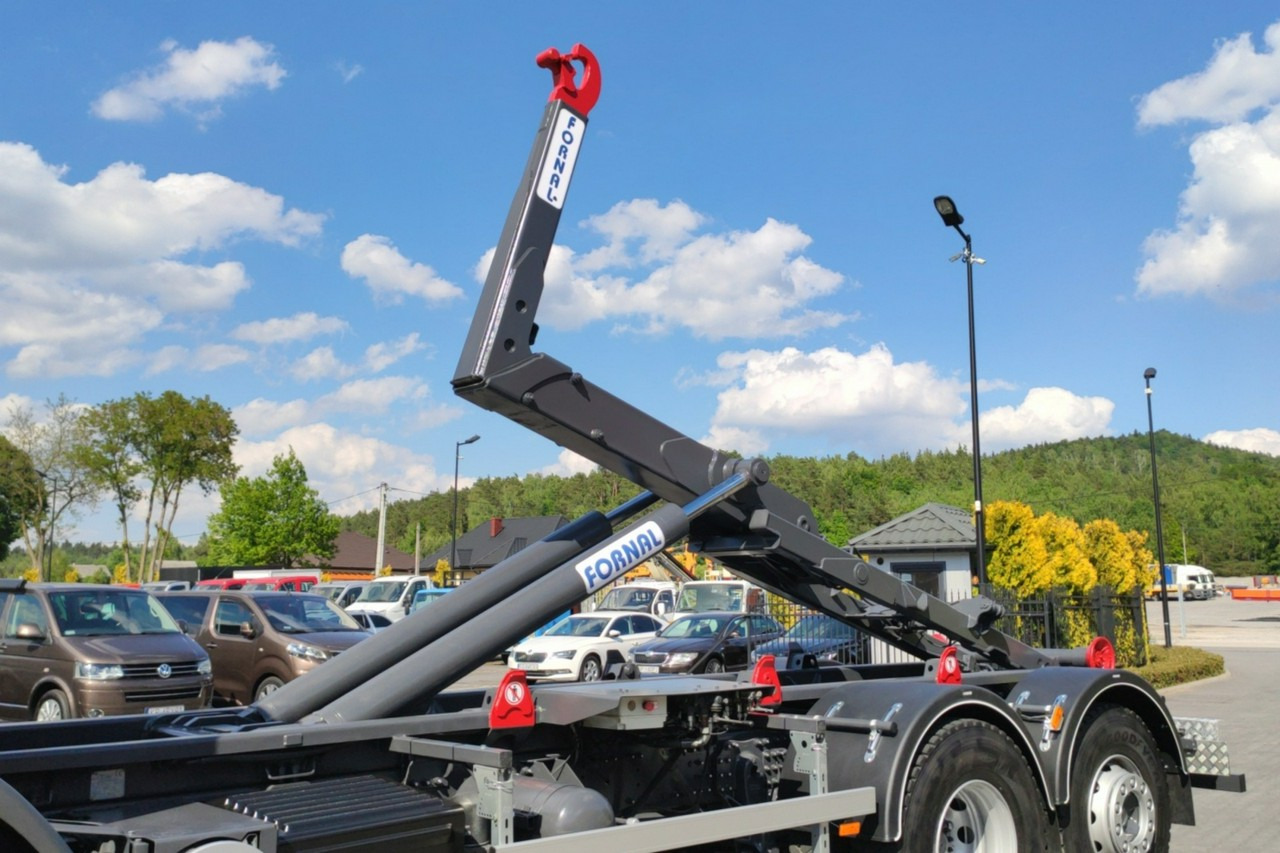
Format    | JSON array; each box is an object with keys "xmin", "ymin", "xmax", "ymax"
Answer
[
  {"xmin": 846, "ymin": 502, "xmax": 976, "ymax": 602},
  {"xmin": 324, "ymin": 530, "xmax": 415, "ymax": 580},
  {"xmin": 425, "ymin": 516, "xmax": 569, "ymax": 584}
]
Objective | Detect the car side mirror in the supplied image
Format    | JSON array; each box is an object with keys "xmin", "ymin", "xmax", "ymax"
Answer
[
  {"xmin": 15, "ymin": 622, "xmax": 45, "ymax": 641},
  {"xmin": 607, "ymin": 629, "xmax": 622, "ymax": 639},
  {"xmin": 239, "ymin": 621, "xmax": 257, "ymax": 640}
]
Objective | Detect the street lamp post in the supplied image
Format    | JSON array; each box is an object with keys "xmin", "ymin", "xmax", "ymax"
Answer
[
  {"xmin": 934, "ymin": 196, "xmax": 988, "ymax": 584},
  {"xmin": 1144, "ymin": 368, "xmax": 1173, "ymax": 648},
  {"xmin": 451, "ymin": 434, "xmax": 481, "ymax": 577}
]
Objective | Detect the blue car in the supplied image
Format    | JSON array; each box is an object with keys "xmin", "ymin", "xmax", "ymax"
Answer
[{"xmin": 750, "ymin": 614, "xmax": 864, "ymax": 667}]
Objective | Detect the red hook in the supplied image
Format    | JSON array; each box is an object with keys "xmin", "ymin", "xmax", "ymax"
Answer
[{"xmin": 536, "ymin": 43, "xmax": 601, "ymax": 116}]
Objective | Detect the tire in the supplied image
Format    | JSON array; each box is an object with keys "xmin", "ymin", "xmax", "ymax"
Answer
[
  {"xmin": 254, "ymin": 676, "xmax": 285, "ymax": 702},
  {"xmin": 851, "ymin": 718, "xmax": 1050, "ymax": 852},
  {"xmin": 33, "ymin": 689, "xmax": 71, "ymax": 722},
  {"xmin": 579, "ymin": 654, "xmax": 603, "ymax": 682},
  {"xmin": 1064, "ymin": 704, "xmax": 1169, "ymax": 853},
  {"xmin": 701, "ymin": 656, "xmax": 725, "ymax": 674}
]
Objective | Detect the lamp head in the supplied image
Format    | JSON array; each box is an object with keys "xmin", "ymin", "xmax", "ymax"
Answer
[
  {"xmin": 1144, "ymin": 368, "xmax": 1156, "ymax": 381},
  {"xmin": 460, "ymin": 434, "xmax": 481, "ymax": 446},
  {"xmin": 934, "ymin": 196, "xmax": 964, "ymax": 228}
]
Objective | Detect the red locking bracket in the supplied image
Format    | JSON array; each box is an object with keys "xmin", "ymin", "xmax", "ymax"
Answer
[
  {"xmin": 536, "ymin": 43, "xmax": 601, "ymax": 116},
  {"xmin": 750, "ymin": 654, "xmax": 784, "ymax": 707},
  {"xmin": 935, "ymin": 645, "xmax": 962, "ymax": 685},
  {"xmin": 490, "ymin": 669, "xmax": 536, "ymax": 729}
]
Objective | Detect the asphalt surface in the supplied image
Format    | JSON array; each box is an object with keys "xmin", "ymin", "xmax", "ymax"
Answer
[{"xmin": 1144, "ymin": 594, "xmax": 1278, "ymax": 849}]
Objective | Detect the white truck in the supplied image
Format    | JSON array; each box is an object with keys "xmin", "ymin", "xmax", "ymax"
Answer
[
  {"xmin": 1147, "ymin": 564, "xmax": 1220, "ymax": 600},
  {"xmin": 346, "ymin": 574, "xmax": 436, "ymax": 622}
]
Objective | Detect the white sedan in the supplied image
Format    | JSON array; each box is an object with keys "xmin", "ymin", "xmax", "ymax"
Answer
[{"xmin": 507, "ymin": 611, "xmax": 664, "ymax": 682}]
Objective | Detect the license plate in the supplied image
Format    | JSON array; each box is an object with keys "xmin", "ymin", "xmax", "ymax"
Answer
[
  {"xmin": 146, "ymin": 705, "xmax": 184, "ymax": 714},
  {"xmin": 637, "ymin": 664, "xmax": 660, "ymax": 674}
]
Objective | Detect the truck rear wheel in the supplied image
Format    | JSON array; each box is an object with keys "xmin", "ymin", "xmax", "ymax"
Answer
[
  {"xmin": 1065, "ymin": 704, "xmax": 1169, "ymax": 853},
  {"xmin": 854, "ymin": 718, "xmax": 1049, "ymax": 852}
]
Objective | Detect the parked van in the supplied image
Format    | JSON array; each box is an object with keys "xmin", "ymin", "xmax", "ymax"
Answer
[
  {"xmin": 346, "ymin": 575, "xmax": 435, "ymax": 623},
  {"xmin": 237, "ymin": 574, "xmax": 317, "ymax": 592},
  {"xmin": 195, "ymin": 578, "xmax": 245, "ymax": 590},
  {"xmin": 1146, "ymin": 564, "xmax": 1220, "ymax": 601},
  {"xmin": 311, "ymin": 580, "xmax": 367, "ymax": 608},
  {"xmin": 674, "ymin": 579, "xmax": 765, "ymax": 614},
  {"xmin": 156, "ymin": 590, "xmax": 369, "ymax": 705},
  {"xmin": 594, "ymin": 581, "xmax": 677, "ymax": 619},
  {"xmin": 0, "ymin": 580, "xmax": 213, "ymax": 721}
]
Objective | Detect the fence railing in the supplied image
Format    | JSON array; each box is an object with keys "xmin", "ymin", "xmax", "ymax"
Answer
[{"xmin": 761, "ymin": 584, "xmax": 1149, "ymax": 669}]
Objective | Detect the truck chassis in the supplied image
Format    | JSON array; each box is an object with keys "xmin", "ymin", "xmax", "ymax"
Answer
[{"xmin": 0, "ymin": 43, "xmax": 1242, "ymax": 853}]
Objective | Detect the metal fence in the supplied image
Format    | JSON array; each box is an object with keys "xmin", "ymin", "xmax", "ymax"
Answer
[{"xmin": 761, "ymin": 583, "xmax": 1149, "ymax": 668}]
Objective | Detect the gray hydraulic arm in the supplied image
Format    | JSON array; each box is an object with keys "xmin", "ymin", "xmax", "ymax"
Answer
[{"xmin": 452, "ymin": 45, "xmax": 1052, "ymax": 672}]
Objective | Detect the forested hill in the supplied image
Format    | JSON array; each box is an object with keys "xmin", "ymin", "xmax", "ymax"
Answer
[{"xmin": 341, "ymin": 431, "xmax": 1280, "ymax": 576}]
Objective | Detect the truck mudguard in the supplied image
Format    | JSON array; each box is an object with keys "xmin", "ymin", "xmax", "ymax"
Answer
[{"xmin": 801, "ymin": 679, "xmax": 1048, "ymax": 843}]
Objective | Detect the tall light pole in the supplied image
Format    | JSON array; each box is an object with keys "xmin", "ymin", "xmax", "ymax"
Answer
[
  {"xmin": 451, "ymin": 434, "xmax": 480, "ymax": 576},
  {"xmin": 934, "ymin": 195, "xmax": 988, "ymax": 584},
  {"xmin": 1144, "ymin": 368, "xmax": 1173, "ymax": 648}
]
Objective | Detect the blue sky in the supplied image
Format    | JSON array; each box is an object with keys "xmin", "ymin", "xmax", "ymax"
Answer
[{"xmin": 3, "ymin": 3, "xmax": 1278, "ymax": 546}]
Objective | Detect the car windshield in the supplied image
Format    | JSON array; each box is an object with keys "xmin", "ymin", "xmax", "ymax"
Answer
[
  {"xmin": 257, "ymin": 596, "xmax": 362, "ymax": 633},
  {"xmin": 659, "ymin": 615, "xmax": 727, "ymax": 639},
  {"xmin": 241, "ymin": 582, "xmax": 276, "ymax": 590},
  {"xmin": 786, "ymin": 615, "xmax": 857, "ymax": 640},
  {"xmin": 676, "ymin": 583, "xmax": 742, "ymax": 612},
  {"xmin": 544, "ymin": 616, "xmax": 610, "ymax": 638},
  {"xmin": 356, "ymin": 581, "xmax": 406, "ymax": 603},
  {"xmin": 598, "ymin": 588, "xmax": 654, "ymax": 610},
  {"xmin": 50, "ymin": 590, "xmax": 182, "ymax": 637}
]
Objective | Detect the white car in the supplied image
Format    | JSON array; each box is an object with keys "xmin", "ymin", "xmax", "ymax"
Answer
[{"xmin": 507, "ymin": 611, "xmax": 664, "ymax": 682}]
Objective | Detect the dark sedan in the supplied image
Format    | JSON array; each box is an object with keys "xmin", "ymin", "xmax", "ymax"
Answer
[
  {"xmin": 628, "ymin": 611, "xmax": 784, "ymax": 674},
  {"xmin": 751, "ymin": 614, "xmax": 864, "ymax": 667}
]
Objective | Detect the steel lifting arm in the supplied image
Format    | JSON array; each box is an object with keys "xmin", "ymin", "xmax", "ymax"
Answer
[{"xmin": 453, "ymin": 45, "xmax": 1051, "ymax": 672}]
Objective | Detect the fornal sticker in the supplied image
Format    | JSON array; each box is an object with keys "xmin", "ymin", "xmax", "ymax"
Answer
[
  {"xmin": 536, "ymin": 108, "xmax": 581, "ymax": 210},
  {"xmin": 574, "ymin": 521, "xmax": 666, "ymax": 593}
]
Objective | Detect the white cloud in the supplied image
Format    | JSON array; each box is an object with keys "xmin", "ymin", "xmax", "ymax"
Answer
[
  {"xmin": 538, "ymin": 448, "xmax": 600, "ymax": 477},
  {"xmin": 1138, "ymin": 23, "xmax": 1280, "ymax": 126},
  {"xmin": 0, "ymin": 141, "xmax": 323, "ymax": 377},
  {"xmin": 232, "ymin": 376, "xmax": 429, "ymax": 436},
  {"xmin": 702, "ymin": 344, "xmax": 968, "ymax": 457},
  {"xmin": 231, "ymin": 423, "xmax": 450, "ymax": 514},
  {"xmin": 477, "ymin": 199, "xmax": 851, "ymax": 340},
  {"xmin": 289, "ymin": 347, "xmax": 355, "ymax": 383},
  {"xmin": 980, "ymin": 387, "xmax": 1114, "ymax": 450},
  {"xmin": 342, "ymin": 234, "xmax": 464, "ymax": 304},
  {"xmin": 146, "ymin": 343, "xmax": 250, "ymax": 375},
  {"xmin": 1203, "ymin": 427, "xmax": 1280, "ymax": 456},
  {"xmin": 92, "ymin": 36, "xmax": 285, "ymax": 122},
  {"xmin": 232, "ymin": 312, "xmax": 349, "ymax": 345},
  {"xmin": 336, "ymin": 61, "xmax": 364, "ymax": 84},
  {"xmin": 699, "ymin": 345, "xmax": 1114, "ymax": 458},
  {"xmin": 364, "ymin": 332, "xmax": 425, "ymax": 372},
  {"xmin": 315, "ymin": 376, "xmax": 427, "ymax": 415},
  {"xmin": 1136, "ymin": 20, "xmax": 1280, "ymax": 299}
]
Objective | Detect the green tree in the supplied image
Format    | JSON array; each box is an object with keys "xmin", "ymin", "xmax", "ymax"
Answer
[
  {"xmin": 0, "ymin": 435, "xmax": 41, "ymax": 561},
  {"xmin": 78, "ymin": 391, "xmax": 239, "ymax": 582},
  {"xmin": 3, "ymin": 395, "xmax": 100, "ymax": 579},
  {"xmin": 76, "ymin": 398, "xmax": 144, "ymax": 578},
  {"xmin": 206, "ymin": 449, "xmax": 339, "ymax": 567}
]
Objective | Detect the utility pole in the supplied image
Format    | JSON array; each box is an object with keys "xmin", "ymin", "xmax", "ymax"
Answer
[{"xmin": 374, "ymin": 482, "xmax": 388, "ymax": 575}]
